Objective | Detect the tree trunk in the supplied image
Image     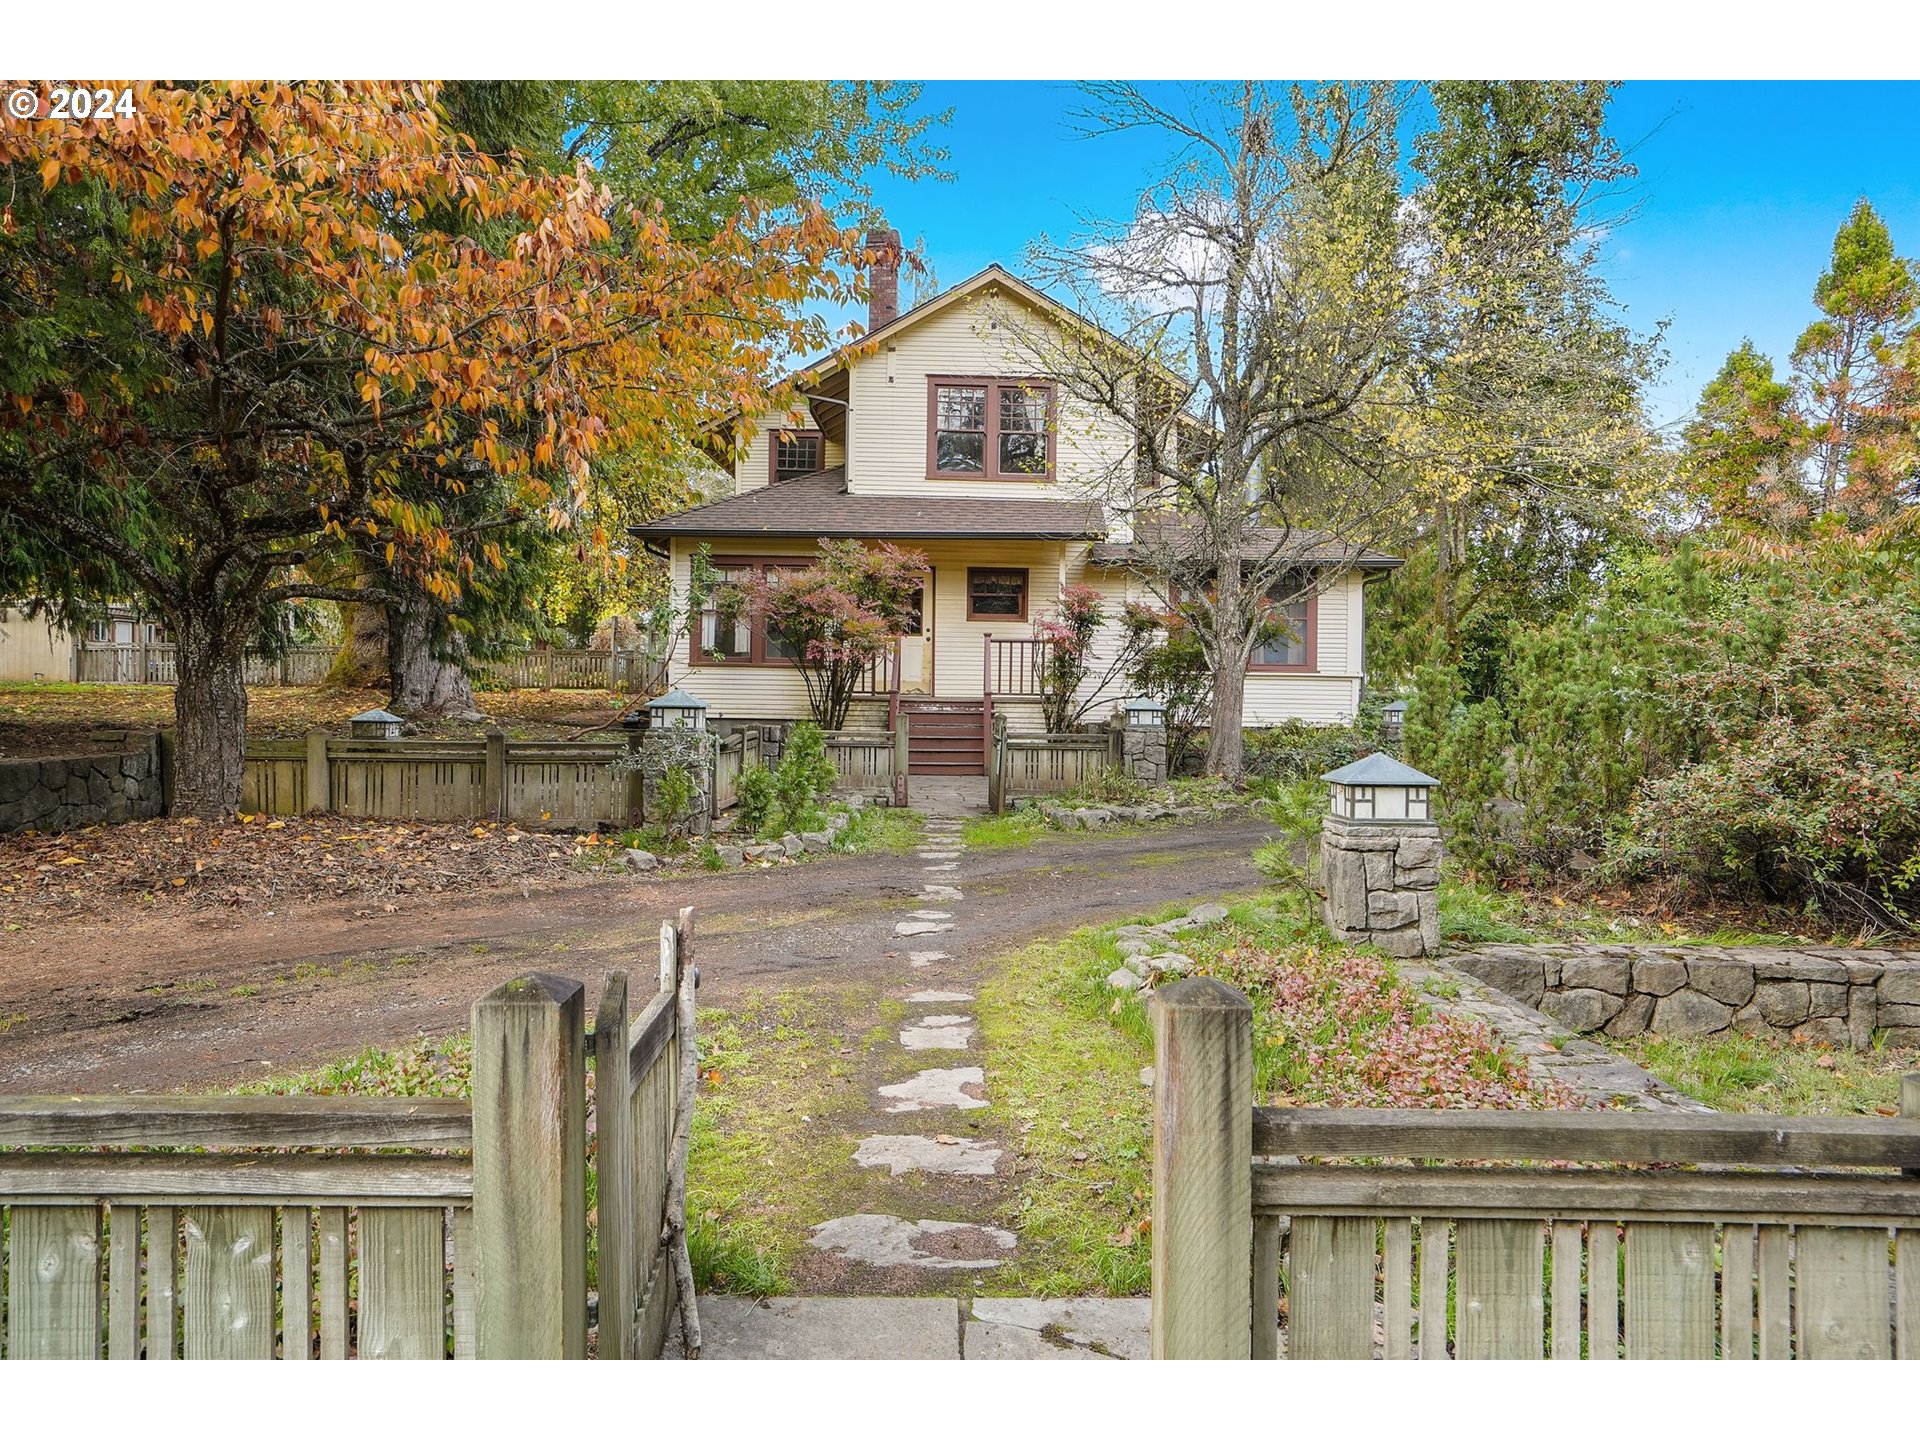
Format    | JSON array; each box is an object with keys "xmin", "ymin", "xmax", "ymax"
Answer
[
  {"xmin": 170, "ymin": 611, "xmax": 250, "ymax": 818},
  {"xmin": 1205, "ymin": 648, "xmax": 1247, "ymax": 781},
  {"xmin": 388, "ymin": 593, "xmax": 476, "ymax": 717},
  {"xmin": 325, "ymin": 550, "xmax": 391, "ymax": 689}
]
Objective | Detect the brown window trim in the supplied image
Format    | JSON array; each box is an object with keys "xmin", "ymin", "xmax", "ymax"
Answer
[
  {"xmin": 1248, "ymin": 591, "xmax": 1318, "ymax": 673},
  {"xmin": 927, "ymin": 375, "xmax": 1056, "ymax": 481},
  {"xmin": 1169, "ymin": 578, "xmax": 1320, "ymax": 674},
  {"xmin": 966, "ymin": 566, "xmax": 1029, "ymax": 623},
  {"xmin": 768, "ymin": 427, "xmax": 825, "ymax": 486},
  {"xmin": 689, "ymin": 554, "xmax": 813, "ymax": 667}
]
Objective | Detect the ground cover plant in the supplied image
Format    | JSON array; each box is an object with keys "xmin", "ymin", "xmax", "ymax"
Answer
[
  {"xmin": 979, "ymin": 887, "xmax": 1580, "ymax": 1295},
  {"xmin": 1610, "ymin": 1032, "xmax": 1913, "ymax": 1117}
]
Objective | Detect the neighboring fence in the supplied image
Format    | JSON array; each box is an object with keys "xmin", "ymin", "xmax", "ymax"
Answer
[
  {"xmin": 241, "ymin": 732, "xmax": 637, "ymax": 828},
  {"xmin": 987, "ymin": 713, "xmax": 1118, "ymax": 812},
  {"xmin": 0, "ymin": 913, "xmax": 698, "ymax": 1360},
  {"xmin": 76, "ymin": 644, "xmax": 336, "ymax": 687},
  {"xmin": 481, "ymin": 649, "xmax": 665, "ymax": 694},
  {"xmin": 1150, "ymin": 978, "xmax": 1920, "ymax": 1360},
  {"xmin": 824, "ymin": 721, "xmax": 909, "ymax": 807},
  {"xmin": 70, "ymin": 641, "xmax": 665, "ymax": 693}
]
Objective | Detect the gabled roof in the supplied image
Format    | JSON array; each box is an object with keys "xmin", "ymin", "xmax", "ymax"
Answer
[{"xmin": 630, "ymin": 469, "xmax": 1106, "ymax": 545}]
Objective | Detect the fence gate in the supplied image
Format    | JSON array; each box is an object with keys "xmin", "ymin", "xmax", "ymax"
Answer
[{"xmin": 0, "ymin": 915, "xmax": 701, "ymax": 1360}]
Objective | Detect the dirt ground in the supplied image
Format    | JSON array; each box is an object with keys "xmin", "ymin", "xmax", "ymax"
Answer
[{"xmin": 0, "ymin": 817, "xmax": 1276, "ymax": 1093}]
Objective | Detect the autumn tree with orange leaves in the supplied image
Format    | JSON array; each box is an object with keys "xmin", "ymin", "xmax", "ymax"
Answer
[{"xmin": 0, "ymin": 81, "xmax": 864, "ymax": 815}]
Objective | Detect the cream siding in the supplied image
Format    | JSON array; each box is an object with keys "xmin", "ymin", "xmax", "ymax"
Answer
[
  {"xmin": 0, "ymin": 606, "xmax": 75, "ymax": 682},
  {"xmin": 730, "ymin": 403, "xmax": 843, "ymax": 495},
  {"xmin": 843, "ymin": 295, "xmax": 1130, "ymax": 510}
]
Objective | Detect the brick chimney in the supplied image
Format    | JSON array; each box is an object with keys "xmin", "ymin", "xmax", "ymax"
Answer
[{"xmin": 865, "ymin": 227, "xmax": 902, "ymax": 331}]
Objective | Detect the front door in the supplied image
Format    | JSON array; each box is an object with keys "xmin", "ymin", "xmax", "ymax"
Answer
[{"xmin": 899, "ymin": 570, "xmax": 934, "ymax": 695}]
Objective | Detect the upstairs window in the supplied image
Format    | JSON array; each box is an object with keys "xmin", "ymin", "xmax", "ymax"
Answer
[
  {"xmin": 770, "ymin": 429, "xmax": 823, "ymax": 484},
  {"xmin": 929, "ymin": 377, "xmax": 1054, "ymax": 480}
]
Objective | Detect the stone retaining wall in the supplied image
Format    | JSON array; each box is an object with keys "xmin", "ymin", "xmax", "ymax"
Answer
[
  {"xmin": 0, "ymin": 734, "xmax": 166, "ymax": 834},
  {"xmin": 1450, "ymin": 943, "xmax": 1920, "ymax": 1051}
]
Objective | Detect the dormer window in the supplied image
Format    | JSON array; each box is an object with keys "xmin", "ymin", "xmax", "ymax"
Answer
[
  {"xmin": 771, "ymin": 428, "xmax": 823, "ymax": 484},
  {"xmin": 929, "ymin": 377, "xmax": 1053, "ymax": 480}
]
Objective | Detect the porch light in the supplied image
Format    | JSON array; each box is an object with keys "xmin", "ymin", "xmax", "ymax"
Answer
[
  {"xmin": 1122, "ymin": 696, "xmax": 1167, "ymax": 728},
  {"xmin": 646, "ymin": 688, "xmax": 709, "ymax": 732},
  {"xmin": 349, "ymin": 707, "xmax": 405, "ymax": 739},
  {"xmin": 1322, "ymin": 753, "xmax": 1439, "ymax": 825}
]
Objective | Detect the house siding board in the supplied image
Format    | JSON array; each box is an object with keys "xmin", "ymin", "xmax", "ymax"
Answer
[
  {"xmin": 0, "ymin": 606, "xmax": 76, "ymax": 682},
  {"xmin": 731, "ymin": 404, "xmax": 839, "ymax": 494},
  {"xmin": 847, "ymin": 296, "xmax": 1128, "ymax": 503}
]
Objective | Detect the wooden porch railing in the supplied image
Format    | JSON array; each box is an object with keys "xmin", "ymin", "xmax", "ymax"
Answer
[{"xmin": 983, "ymin": 634, "xmax": 1051, "ymax": 700}]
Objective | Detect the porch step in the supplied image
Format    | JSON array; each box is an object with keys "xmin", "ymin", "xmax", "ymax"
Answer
[{"xmin": 902, "ymin": 699, "xmax": 985, "ymax": 777}]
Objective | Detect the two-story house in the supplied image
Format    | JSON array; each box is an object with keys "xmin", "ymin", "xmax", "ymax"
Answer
[{"xmin": 631, "ymin": 229, "xmax": 1400, "ymax": 776}]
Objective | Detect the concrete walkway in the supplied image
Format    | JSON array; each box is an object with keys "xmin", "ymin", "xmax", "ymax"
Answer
[
  {"xmin": 679, "ymin": 1296, "xmax": 1150, "ymax": 1360},
  {"xmin": 908, "ymin": 775, "xmax": 990, "ymax": 817}
]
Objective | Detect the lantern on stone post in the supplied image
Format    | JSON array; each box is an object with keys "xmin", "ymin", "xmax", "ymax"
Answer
[
  {"xmin": 645, "ymin": 689, "xmax": 709, "ymax": 732},
  {"xmin": 349, "ymin": 707, "xmax": 404, "ymax": 740},
  {"xmin": 1319, "ymin": 754, "xmax": 1442, "ymax": 957},
  {"xmin": 1379, "ymin": 699, "xmax": 1407, "ymax": 747},
  {"xmin": 1114, "ymin": 697, "xmax": 1168, "ymax": 785}
]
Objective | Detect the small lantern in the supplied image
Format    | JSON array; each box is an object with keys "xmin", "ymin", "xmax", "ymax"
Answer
[
  {"xmin": 1380, "ymin": 699, "xmax": 1408, "ymax": 728},
  {"xmin": 1122, "ymin": 696, "xmax": 1166, "ymax": 728},
  {"xmin": 349, "ymin": 707, "xmax": 404, "ymax": 740},
  {"xmin": 1322, "ymin": 753, "xmax": 1439, "ymax": 825},
  {"xmin": 646, "ymin": 688, "xmax": 709, "ymax": 732}
]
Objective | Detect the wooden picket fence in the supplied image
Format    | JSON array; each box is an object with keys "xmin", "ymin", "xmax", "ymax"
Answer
[
  {"xmin": 709, "ymin": 728, "xmax": 764, "ymax": 816},
  {"xmin": 823, "ymin": 722, "xmax": 909, "ymax": 807},
  {"xmin": 1150, "ymin": 977, "xmax": 1920, "ymax": 1360},
  {"xmin": 987, "ymin": 713, "xmax": 1119, "ymax": 812},
  {"xmin": 76, "ymin": 643, "xmax": 336, "ymax": 687},
  {"xmin": 0, "ymin": 913, "xmax": 699, "ymax": 1360},
  {"xmin": 241, "ymin": 731, "xmax": 637, "ymax": 828}
]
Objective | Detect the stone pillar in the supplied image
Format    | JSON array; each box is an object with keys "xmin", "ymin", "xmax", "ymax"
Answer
[
  {"xmin": 1111, "ymin": 716, "xmax": 1168, "ymax": 786},
  {"xmin": 636, "ymin": 728, "xmax": 715, "ymax": 837},
  {"xmin": 1320, "ymin": 815, "xmax": 1441, "ymax": 957}
]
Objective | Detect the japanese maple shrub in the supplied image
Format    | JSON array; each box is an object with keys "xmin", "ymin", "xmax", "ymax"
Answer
[{"xmin": 744, "ymin": 540, "xmax": 926, "ymax": 728}]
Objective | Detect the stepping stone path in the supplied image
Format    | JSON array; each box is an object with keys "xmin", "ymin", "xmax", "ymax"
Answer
[{"xmin": 810, "ymin": 814, "xmax": 1022, "ymax": 1273}]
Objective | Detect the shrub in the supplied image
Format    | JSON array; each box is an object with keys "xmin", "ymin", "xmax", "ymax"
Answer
[
  {"xmin": 654, "ymin": 763, "xmax": 698, "ymax": 844},
  {"xmin": 734, "ymin": 763, "xmax": 777, "ymax": 835},
  {"xmin": 773, "ymin": 721, "xmax": 837, "ymax": 827},
  {"xmin": 1063, "ymin": 765, "xmax": 1151, "ymax": 807},
  {"xmin": 1242, "ymin": 719, "xmax": 1371, "ymax": 782}
]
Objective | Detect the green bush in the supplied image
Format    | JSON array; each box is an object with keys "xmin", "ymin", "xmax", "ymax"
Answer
[
  {"xmin": 773, "ymin": 721, "xmax": 838, "ymax": 829},
  {"xmin": 655, "ymin": 763, "xmax": 698, "ymax": 843},
  {"xmin": 735, "ymin": 763, "xmax": 777, "ymax": 835},
  {"xmin": 1243, "ymin": 719, "xmax": 1373, "ymax": 782},
  {"xmin": 1063, "ymin": 766, "xmax": 1151, "ymax": 807}
]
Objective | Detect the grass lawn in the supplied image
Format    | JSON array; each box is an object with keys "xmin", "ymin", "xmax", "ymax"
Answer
[{"xmin": 1609, "ymin": 1032, "xmax": 1915, "ymax": 1116}]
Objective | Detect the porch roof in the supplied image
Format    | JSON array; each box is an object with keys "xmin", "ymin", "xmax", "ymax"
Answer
[{"xmin": 629, "ymin": 469, "xmax": 1107, "ymax": 544}]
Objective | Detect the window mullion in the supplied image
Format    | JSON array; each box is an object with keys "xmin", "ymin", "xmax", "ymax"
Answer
[{"xmin": 985, "ymin": 380, "xmax": 1000, "ymax": 479}]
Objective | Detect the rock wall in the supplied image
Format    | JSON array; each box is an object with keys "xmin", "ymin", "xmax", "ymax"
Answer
[
  {"xmin": 1111, "ymin": 719, "xmax": 1167, "ymax": 786},
  {"xmin": 0, "ymin": 734, "xmax": 166, "ymax": 834},
  {"xmin": 1450, "ymin": 943, "xmax": 1920, "ymax": 1051},
  {"xmin": 1321, "ymin": 815, "xmax": 1441, "ymax": 957}
]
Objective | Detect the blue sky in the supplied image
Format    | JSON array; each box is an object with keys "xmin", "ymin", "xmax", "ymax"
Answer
[{"xmin": 847, "ymin": 81, "xmax": 1920, "ymax": 432}]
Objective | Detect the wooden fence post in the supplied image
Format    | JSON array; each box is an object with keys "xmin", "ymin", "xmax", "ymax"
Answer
[
  {"xmin": 1151, "ymin": 976, "xmax": 1254, "ymax": 1359},
  {"xmin": 304, "ymin": 727, "xmax": 330, "ymax": 814},
  {"xmin": 593, "ymin": 971, "xmax": 636, "ymax": 1360},
  {"xmin": 892, "ymin": 712, "xmax": 910, "ymax": 808},
  {"xmin": 470, "ymin": 973, "xmax": 588, "ymax": 1359},
  {"xmin": 1903, "ymin": 1073, "xmax": 1919, "ymax": 1179},
  {"xmin": 484, "ymin": 727, "xmax": 507, "ymax": 822}
]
